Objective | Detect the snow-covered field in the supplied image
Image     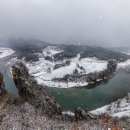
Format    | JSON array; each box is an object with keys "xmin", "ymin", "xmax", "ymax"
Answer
[
  {"xmin": 122, "ymin": 52, "xmax": 130, "ymax": 55},
  {"xmin": 91, "ymin": 93, "xmax": 130, "ymax": 118},
  {"xmin": 24, "ymin": 46, "xmax": 108, "ymax": 88},
  {"xmin": 0, "ymin": 47, "xmax": 15, "ymax": 59},
  {"xmin": 118, "ymin": 59, "xmax": 130, "ymax": 69}
]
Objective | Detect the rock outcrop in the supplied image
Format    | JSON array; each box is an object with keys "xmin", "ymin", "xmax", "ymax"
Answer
[
  {"xmin": 12, "ymin": 62, "xmax": 62, "ymax": 117},
  {"xmin": 74, "ymin": 108, "xmax": 99, "ymax": 121},
  {"xmin": 0, "ymin": 72, "xmax": 6, "ymax": 96}
]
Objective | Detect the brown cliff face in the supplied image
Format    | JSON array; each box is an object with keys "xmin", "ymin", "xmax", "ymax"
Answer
[
  {"xmin": 0, "ymin": 73, "xmax": 6, "ymax": 96},
  {"xmin": 12, "ymin": 63, "xmax": 62, "ymax": 117}
]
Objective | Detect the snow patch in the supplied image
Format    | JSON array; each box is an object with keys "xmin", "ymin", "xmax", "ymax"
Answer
[
  {"xmin": 91, "ymin": 93, "xmax": 130, "ymax": 118},
  {"xmin": 0, "ymin": 47, "xmax": 15, "ymax": 59},
  {"xmin": 117, "ymin": 59, "xmax": 130, "ymax": 69},
  {"xmin": 39, "ymin": 46, "xmax": 63, "ymax": 58},
  {"xmin": 62, "ymin": 111, "xmax": 75, "ymax": 116},
  {"xmin": 122, "ymin": 52, "xmax": 130, "ymax": 55}
]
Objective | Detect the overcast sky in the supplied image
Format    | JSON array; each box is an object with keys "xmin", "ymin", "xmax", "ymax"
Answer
[{"xmin": 0, "ymin": 0, "xmax": 130, "ymax": 47}]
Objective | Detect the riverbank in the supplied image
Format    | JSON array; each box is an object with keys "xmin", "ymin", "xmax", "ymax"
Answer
[
  {"xmin": 0, "ymin": 47, "xmax": 15, "ymax": 59},
  {"xmin": 0, "ymin": 59, "xmax": 19, "ymax": 96}
]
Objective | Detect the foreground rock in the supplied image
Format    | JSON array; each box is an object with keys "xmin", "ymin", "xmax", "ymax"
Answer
[
  {"xmin": 11, "ymin": 62, "xmax": 62, "ymax": 117},
  {"xmin": 0, "ymin": 94, "xmax": 129, "ymax": 130},
  {"xmin": 0, "ymin": 98, "xmax": 129, "ymax": 129},
  {"xmin": 0, "ymin": 73, "xmax": 6, "ymax": 96}
]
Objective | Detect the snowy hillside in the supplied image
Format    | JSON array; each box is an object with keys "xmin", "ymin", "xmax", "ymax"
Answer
[
  {"xmin": 6, "ymin": 43, "xmax": 130, "ymax": 88},
  {"xmin": 91, "ymin": 93, "xmax": 130, "ymax": 118},
  {"xmin": 0, "ymin": 47, "xmax": 15, "ymax": 59},
  {"xmin": 23, "ymin": 46, "xmax": 108, "ymax": 88},
  {"xmin": 118, "ymin": 59, "xmax": 130, "ymax": 69},
  {"xmin": 17, "ymin": 45, "xmax": 130, "ymax": 88}
]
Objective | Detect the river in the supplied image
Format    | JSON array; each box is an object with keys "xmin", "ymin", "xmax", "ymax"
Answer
[
  {"xmin": 50, "ymin": 69, "xmax": 130, "ymax": 111},
  {"xmin": 0, "ymin": 58, "xmax": 19, "ymax": 97},
  {"xmin": 0, "ymin": 58, "xmax": 130, "ymax": 111}
]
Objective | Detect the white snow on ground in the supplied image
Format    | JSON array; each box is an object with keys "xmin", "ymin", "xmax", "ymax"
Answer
[
  {"xmin": 62, "ymin": 111, "xmax": 75, "ymax": 116},
  {"xmin": 122, "ymin": 52, "xmax": 130, "ymax": 55},
  {"xmin": 38, "ymin": 46, "xmax": 64, "ymax": 58},
  {"xmin": 24, "ymin": 46, "xmax": 108, "ymax": 88},
  {"xmin": 117, "ymin": 59, "xmax": 130, "ymax": 69},
  {"xmin": 91, "ymin": 93, "xmax": 130, "ymax": 118},
  {"xmin": 0, "ymin": 47, "xmax": 15, "ymax": 58}
]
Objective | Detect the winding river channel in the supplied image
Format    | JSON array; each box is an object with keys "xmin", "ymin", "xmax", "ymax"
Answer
[
  {"xmin": 0, "ymin": 58, "xmax": 19, "ymax": 97},
  {"xmin": 0, "ymin": 57, "xmax": 130, "ymax": 111}
]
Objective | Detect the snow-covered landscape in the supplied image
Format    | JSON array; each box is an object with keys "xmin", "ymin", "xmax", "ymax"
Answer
[
  {"xmin": 18, "ymin": 46, "xmax": 129, "ymax": 88},
  {"xmin": 1, "ymin": 0, "xmax": 130, "ymax": 128},
  {"xmin": 118, "ymin": 59, "xmax": 130, "ymax": 69},
  {"xmin": 1, "ymin": 45, "xmax": 130, "ymax": 119},
  {"xmin": 91, "ymin": 93, "xmax": 130, "ymax": 118},
  {"xmin": 0, "ymin": 47, "xmax": 15, "ymax": 59},
  {"xmin": 0, "ymin": 43, "xmax": 130, "ymax": 130},
  {"xmin": 25, "ymin": 47, "xmax": 108, "ymax": 88},
  {"xmin": 63, "ymin": 93, "xmax": 130, "ymax": 119},
  {"xmin": 2, "ymin": 45, "xmax": 130, "ymax": 89}
]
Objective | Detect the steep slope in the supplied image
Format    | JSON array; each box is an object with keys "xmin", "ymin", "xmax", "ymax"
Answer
[
  {"xmin": 0, "ymin": 73, "xmax": 6, "ymax": 96},
  {"xmin": 11, "ymin": 62, "xmax": 62, "ymax": 116}
]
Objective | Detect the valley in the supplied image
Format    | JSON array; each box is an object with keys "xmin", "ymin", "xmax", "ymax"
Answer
[{"xmin": 0, "ymin": 41, "xmax": 130, "ymax": 129}]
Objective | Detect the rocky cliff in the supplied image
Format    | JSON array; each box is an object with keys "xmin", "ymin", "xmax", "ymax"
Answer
[
  {"xmin": 0, "ymin": 72, "xmax": 6, "ymax": 96},
  {"xmin": 11, "ymin": 62, "xmax": 62, "ymax": 117}
]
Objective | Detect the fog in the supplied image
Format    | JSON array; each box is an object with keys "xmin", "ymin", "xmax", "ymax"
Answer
[{"xmin": 0, "ymin": 0, "xmax": 130, "ymax": 47}]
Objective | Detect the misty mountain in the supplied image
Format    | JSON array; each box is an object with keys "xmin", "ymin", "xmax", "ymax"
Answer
[
  {"xmin": 5, "ymin": 38, "xmax": 130, "ymax": 62},
  {"xmin": 110, "ymin": 47, "xmax": 130, "ymax": 53}
]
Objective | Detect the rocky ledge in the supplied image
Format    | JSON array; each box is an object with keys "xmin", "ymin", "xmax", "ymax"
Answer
[
  {"xmin": 11, "ymin": 62, "xmax": 62, "ymax": 117},
  {"xmin": 0, "ymin": 73, "xmax": 6, "ymax": 96}
]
